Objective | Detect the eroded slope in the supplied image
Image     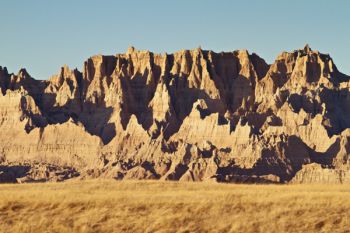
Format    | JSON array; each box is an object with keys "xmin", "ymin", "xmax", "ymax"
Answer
[{"xmin": 0, "ymin": 45, "xmax": 349, "ymax": 183}]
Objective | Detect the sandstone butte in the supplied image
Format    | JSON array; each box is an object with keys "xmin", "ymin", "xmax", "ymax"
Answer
[{"xmin": 0, "ymin": 45, "xmax": 350, "ymax": 184}]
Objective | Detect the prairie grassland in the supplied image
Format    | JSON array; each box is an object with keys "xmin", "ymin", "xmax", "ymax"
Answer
[{"xmin": 0, "ymin": 180, "xmax": 349, "ymax": 233}]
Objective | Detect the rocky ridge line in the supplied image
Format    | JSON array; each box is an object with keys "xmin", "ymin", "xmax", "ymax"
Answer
[{"xmin": 0, "ymin": 45, "xmax": 349, "ymax": 183}]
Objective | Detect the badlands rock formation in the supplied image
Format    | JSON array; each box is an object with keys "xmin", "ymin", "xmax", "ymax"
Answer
[{"xmin": 0, "ymin": 45, "xmax": 350, "ymax": 183}]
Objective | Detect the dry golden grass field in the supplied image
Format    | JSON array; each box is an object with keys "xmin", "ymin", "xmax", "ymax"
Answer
[{"xmin": 0, "ymin": 180, "xmax": 349, "ymax": 233}]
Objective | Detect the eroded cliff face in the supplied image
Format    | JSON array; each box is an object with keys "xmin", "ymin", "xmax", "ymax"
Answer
[{"xmin": 0, "ymin": 45, "xmax": 349, "ymax": 183}]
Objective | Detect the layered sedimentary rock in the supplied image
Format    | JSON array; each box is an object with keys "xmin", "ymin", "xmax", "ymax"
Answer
[{"xmin": 0, "ymin": 45, "xmax": 349, "ymax": 183}]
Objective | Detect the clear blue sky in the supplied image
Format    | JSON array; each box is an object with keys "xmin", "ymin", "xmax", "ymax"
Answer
[{"xmin": 1, "ymin": 0, "xmax": 349, "ymax": 79}]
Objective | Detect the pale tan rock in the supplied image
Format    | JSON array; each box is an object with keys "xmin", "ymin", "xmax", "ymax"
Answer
[
  {"xmin": 0, "ymin": 46, "xmax": 349, "ymax": 183},
  {"xmin": 291, "ymin": 163, "xmax": 350, "ymax": 184}
]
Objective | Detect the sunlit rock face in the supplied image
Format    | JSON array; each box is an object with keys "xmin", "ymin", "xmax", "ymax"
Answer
[{"xmin": 0, "ymin": 45, "xmax": 349, "ymax": 183}]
